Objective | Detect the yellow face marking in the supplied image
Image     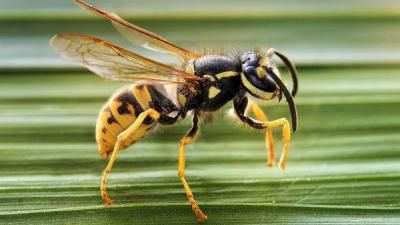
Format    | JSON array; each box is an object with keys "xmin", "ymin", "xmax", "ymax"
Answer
[
  {"xmin": 240, "ymin": 73, "xmax": 274, "ymax": 100},
  {"xmin": 208, "ymin": 86, "xmax": 221, "ymax": 99},
  {"xmin": 215, "ymin": 71, "xmax": 239, "ymax": 79},
  {"xmin": 256, "ymin": 67, "xmax": 267, "ymax": 78},
  {"xmin": 259, "ymin": 56, "xmax": 270, "ymax": 67}
]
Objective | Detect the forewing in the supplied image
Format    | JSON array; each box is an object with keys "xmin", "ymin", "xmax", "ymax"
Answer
[
  {"xmin": 50, "ymin": 33, "xmax": 201, "ymax": 84},
  {"xmin": 75, "ymin": 0, "xmax": 200, "ymax": 62}
]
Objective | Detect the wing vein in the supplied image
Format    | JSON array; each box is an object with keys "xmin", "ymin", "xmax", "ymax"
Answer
[{"xmin": 50, "ymin": 33, "xmax": 202, "ymax": 85}]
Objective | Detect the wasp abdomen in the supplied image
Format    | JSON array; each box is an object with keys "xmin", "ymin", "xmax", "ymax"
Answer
[{"xmin": 96, "ymin": 85, "xmax": 157, "ymax": 158}]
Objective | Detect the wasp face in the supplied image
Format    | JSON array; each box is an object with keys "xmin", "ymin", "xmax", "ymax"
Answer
[{"xmin": 240, "ymin": 51, "xmax": 282, "ymax": 101}]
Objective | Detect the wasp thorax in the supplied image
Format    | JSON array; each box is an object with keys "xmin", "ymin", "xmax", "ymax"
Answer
[{"xmin": 240, "ymin": 52, "xmax": 281, "ymax": 100}]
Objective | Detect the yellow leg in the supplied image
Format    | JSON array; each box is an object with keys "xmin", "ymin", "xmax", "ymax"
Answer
[
  {"xmin": 257, "ymin": 118, "xmax": 291, "ymax": 170},
  {"xmin": 278, "ymin": 120, "xmax": 291, "ymax": 170},
  {"xmin": 234, "ymin": 96, "xmax": 292, "ymax": 170},
  {"xmin": 178, "ymin": 115, "xmax": 207, "ymax": 222},
  {"xmin": 100, "ymin": 109, "xmax": 160, "ymax": 205},
  {"xmin": 251, "ymin": 103, "xmax": 276, "ymax": 167},
  {"xmin": 245, "ymin": 117, "xmax": 291, "ymax": 171}
]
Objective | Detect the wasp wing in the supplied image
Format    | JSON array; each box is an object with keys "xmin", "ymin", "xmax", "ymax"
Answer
[
  {"xmin": 75, "ymin": 0, "xmax": 200, "ymax": 62},
  {"xmin": 50, "ymin": 33, "xmax": 201, "ymax": 84}
]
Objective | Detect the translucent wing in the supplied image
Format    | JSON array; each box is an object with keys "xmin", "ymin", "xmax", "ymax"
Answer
[
  {"xmin": 75, "ymin": 0, "xmax": 200, "ymax": 62},
  {"xmin": 50, "ymin": 33, "xmax": 202, "ymax": 84}
]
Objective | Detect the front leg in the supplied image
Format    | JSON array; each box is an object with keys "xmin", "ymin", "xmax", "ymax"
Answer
[
  {"xmin": 251, "ymin": 103, "xmax": 276, "ymax": 167},
  {"xmin": 234, "ymin": 96, "xmax": 291, "ymax": 170}
]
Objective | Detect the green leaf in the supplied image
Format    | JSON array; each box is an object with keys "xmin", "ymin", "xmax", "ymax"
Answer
[
  {"xmin": 1, "ymin": 67, "xmax": 400, "ymax": 224},
  {"xmin": 1, "ymin": 1, "xmax": 400, "ymax": 224}
]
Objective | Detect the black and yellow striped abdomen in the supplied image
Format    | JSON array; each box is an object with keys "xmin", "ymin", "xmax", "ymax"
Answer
[{"xmin": 96, "ymin": 85, "xmax": 158, "ymax": 158}]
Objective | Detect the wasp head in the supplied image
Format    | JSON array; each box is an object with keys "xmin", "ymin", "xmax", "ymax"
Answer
[
  {"xmin": 239, "ymin": 49, "xmax": 299, "ymax": 131},
  {"xmin": 240, "ymin": 50, "xmax": 282, "ymax": 101}
]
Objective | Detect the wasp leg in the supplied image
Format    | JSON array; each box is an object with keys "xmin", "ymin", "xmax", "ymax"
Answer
[
  {"xmin": 178, "ymin": 112, "xmax": 207, "ymax": 221},
  {"xmin": 100, "ymin": 108, "xmax": 160, "ymax": 205},
  {"xmin": 251, "ymin": 103, "xmax": 276, "ymax": 167},
  {"xmin": 234, "ymin": 96, "xmax": 291, "ymax": 170}
]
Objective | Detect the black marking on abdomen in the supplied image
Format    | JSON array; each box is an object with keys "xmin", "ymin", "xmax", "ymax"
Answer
[
  {"xmin": 105, "ymin": 107, "xmax": 119, "ymax": 125},
  {"xmin": 101, "ymin": 138, "xmax": 111, "ymax": 145},
  {"xmin": 117, "ymin": 101, "xmax": 132, "ymax": 115},
  {"xmin": 115, "ymin": 87, "xmax": 156, "ymax": 125},
  {"xmin": 116, "ymin": 88, "xmax": 144, "ymax": 117},
  {"xmin": 102, "ymin": 127, "xmax": 107, "ymax": 134}
]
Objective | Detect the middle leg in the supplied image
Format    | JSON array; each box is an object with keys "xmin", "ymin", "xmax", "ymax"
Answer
[{"xmin": 178, "ymin": 111, "xmax": 207, "ymax": 221}]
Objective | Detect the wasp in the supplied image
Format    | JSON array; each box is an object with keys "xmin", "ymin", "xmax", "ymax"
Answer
[{"xmin": 50, "ymin": 0, "xmax": 299, "ymax": 221}]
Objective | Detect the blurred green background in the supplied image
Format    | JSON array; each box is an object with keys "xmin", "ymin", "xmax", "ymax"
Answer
[{"xmin": 1, "ymin": 0, "xmax": 400, "ymax": 224}]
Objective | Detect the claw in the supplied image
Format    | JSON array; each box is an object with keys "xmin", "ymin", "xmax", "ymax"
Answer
[
  {"xmin": 101, "ymin": 191, "xmax": 113, "ymax": 205},
  {"xmin": 194, "ymin": 208, "xmax": 207, "ymax": 222},
  {"xmin": 278, "ymin": 161, "xmax": 286, "ymax": 171},
  {"xmin": 197, "ymin": 214, "xmax": 208, "ymax": 222},
  {"xmin": 266, "ymin": 159, "xmax": 275, "ymax": 167}
]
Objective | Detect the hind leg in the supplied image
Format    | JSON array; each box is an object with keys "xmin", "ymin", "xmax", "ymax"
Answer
[{"xmin": 101, "ymin": 109, "xmax": 160, "ymax": 205}]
